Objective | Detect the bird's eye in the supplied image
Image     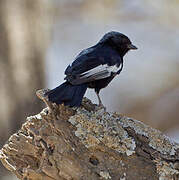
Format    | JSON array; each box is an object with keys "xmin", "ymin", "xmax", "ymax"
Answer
[
  {"xmin": 123, "ymin": 38, "xmax": 131, "ymax": 44},
  {"xmin": 121, "ymin": 38, "xmax": 127, "ymax": 43}
]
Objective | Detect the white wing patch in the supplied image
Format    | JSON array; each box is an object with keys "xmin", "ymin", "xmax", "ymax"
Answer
[{"xmin": 80, "ymin": 63, "xmax": 122, "ymax": 80}]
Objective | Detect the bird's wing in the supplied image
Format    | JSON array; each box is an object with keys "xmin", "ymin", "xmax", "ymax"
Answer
[{"xmin": 65, "ymin": 56, "xmax": 123, "ymax": 85}]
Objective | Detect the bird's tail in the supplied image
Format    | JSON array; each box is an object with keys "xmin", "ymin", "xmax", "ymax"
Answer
[{"xmin": 45, "ymin": 82, "xmax": 87, "ymax": 107}]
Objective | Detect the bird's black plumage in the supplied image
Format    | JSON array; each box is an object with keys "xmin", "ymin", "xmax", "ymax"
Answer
[{"xmin": 45, "ymin": 31, "xmax": 137, "ymax": 107}]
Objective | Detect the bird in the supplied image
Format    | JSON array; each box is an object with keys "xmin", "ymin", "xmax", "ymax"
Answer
[{"xmin": 45, "ymin": 31, "xmax": 137, "ymax": 108}]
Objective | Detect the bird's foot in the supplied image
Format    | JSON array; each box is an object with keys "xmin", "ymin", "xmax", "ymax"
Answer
[{"xmin": 98, "ymin": 103, "xmax": 106, "ymax": 111}]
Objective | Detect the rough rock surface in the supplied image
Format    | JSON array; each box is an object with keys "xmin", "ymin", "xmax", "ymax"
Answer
[{"xmin": 1, "ymin": 93, "xmax": 179, "ymax": 179}]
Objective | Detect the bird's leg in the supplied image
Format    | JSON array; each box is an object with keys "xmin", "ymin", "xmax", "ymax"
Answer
[
  {"xmin": 96, "ymin": 92, "xmax": 102, "ymax": 106},
  {"xmin": 95, "ymin": 91, "xmax": 106, "ymax": 110}
]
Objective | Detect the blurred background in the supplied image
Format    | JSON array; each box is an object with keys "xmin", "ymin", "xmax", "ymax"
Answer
[{"xmin": 0, "ymin": 0, "xmax": 179, "ymax": 179}]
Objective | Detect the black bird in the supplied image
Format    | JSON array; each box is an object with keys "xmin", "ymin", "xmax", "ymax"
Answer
[{"xmin": 45, "ymin": 31, "xmax": 137, "ymax": 107}]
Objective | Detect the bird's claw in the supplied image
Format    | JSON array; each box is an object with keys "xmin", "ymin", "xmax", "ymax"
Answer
[{"xmin": 98, "ymin": 103, "xmax": 106, "ymax": 111}]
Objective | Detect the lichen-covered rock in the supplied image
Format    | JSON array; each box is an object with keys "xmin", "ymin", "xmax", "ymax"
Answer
[{"xmin": 0, "ymin": 97, "xmax": 179, "ymax": 180}]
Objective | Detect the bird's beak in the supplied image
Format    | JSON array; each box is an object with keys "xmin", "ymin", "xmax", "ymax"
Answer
[{"xmin": 128, "ymin": 44, "xmax": 138, "ymax": 50}]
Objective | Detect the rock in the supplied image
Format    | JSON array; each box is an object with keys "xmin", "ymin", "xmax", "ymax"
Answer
[{"xmin": 0, "ymin": 96, "xmax": 179, "ymax": 180}]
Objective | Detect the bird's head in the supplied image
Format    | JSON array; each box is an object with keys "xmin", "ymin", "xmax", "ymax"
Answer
[{"xmin": 99, "ymin": 31, "xmax": 137, "ymax": 57}]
